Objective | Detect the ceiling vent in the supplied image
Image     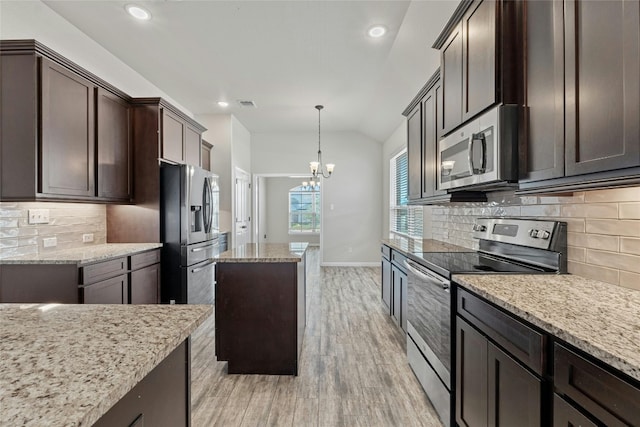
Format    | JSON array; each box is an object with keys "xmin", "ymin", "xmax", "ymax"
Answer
[{"xmin": 237, "ymin": 100, "xmax": 257, "ymax": 108}]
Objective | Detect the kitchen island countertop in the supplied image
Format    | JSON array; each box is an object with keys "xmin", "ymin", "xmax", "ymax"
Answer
[
  {"xmin": 453, "ymin": 274, "xmax": 640, "ymax": 382},
  {"xmin": 0, "ymin": 243, "xmax": 162, "ymax": 265},
  {"xmin": 216, "ymin": 242, "xmax": 308, "ymax": 263},
  {"xmin": 0, "ymin": 303, "xmax": 211, "ymax": 426}
]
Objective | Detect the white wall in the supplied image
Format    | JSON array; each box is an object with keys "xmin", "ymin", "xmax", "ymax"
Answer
[
  {"xmin": 252, "ymin": 131, "xmax": 382, "ymax": 265},
  {"xmin": 196, "ymin": 114, "xmax": 252, "ymax": 246},
  {"xmin": 0, "ymin": 1, "xmax": 190, "ymax": 114},
  {"xmin": 381, "ymin": 121, "xmax": 432, "ymax": 239},
  {"xmin": 257, "ymin": 176, "xmax": 268, "ymax": 243},
  {"xmin": 263, "ymin": 177, "xmax": 320, "ymax": 245}
]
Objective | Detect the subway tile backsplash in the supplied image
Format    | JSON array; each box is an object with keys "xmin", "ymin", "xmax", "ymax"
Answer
[
  {"xmin": 430, "ymin": 186, "xmax": 640, "ymax": 290},
  {"xmin": 0, "ymin": 202, "xmax": 106, "ymax": 259}
]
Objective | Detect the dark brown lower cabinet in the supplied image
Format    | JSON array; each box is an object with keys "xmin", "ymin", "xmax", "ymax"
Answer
[
  {"xmin": 130, "ymin": 263, "xmax": 160, "ymax": 304},
  {"xmin": 553, "ymin": 394, "xmax": 597, "ymax": 427},
  {"xmin": 457, "ymin": 317, "xmax": 488, "ymax": 427},
  {"xmin": 456, "ymin": 316, "xmax": 542, "ymax": 427},
  {"xmin": 81, "ymin": 274, "xmax": 128, "ymax": 304},
  {"xmin": 93, "ymin": 339, "xmax": 190, "ymax": 427},
  {"xmin": 381, "ymin": 250, "xmax": 391, "ymax": 312}
]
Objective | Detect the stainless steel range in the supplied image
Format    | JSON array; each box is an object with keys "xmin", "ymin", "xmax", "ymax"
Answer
[{"xmin": 404, "ymin": 218, "xmax": 567, "ymax": 427}]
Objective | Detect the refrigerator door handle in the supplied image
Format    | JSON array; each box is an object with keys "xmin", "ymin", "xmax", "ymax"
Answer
[
  {"xmin": 191, "ymin": 259, "xmax": 216, "ymax": 274},
  {"xmin": 202, "ymin": 177, "xmax": 212, "ymax": 233}
]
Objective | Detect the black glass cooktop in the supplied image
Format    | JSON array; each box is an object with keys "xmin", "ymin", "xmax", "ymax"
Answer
[{"xmin": 408, "ymin": 251, "xmax": 546, "ymax": 279}]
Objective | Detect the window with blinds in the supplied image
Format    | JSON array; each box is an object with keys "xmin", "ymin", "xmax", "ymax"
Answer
[{"xmin": 390, "ymin": 150, "xmax": 423, "ymax": 238}]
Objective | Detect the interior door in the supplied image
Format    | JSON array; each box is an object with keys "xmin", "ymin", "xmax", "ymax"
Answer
[{"xmin": 234, "ymin": 168, "xmax": 251, "ymax": 247}]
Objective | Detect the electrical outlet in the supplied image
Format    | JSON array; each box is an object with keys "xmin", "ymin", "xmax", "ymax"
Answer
[
  {"xmin": 348, "ymin": 247, "xmax": 353, "ymax": 253},
  {"xmin": 82, "ymin": 233, "xmax": 94, "ymax": 243},
  {"xmin": 443, "ymin": 230, "xmax": 450, "ymax": 239},
  {"xmin": 42, "ymin": 237, "xmax": 57, "ymax": 248},
  {"xmin": 28, "ymin": 209, "xmax": 50, "ymax": 224}
]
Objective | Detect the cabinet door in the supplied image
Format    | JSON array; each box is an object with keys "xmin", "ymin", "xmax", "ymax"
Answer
[
  {"xmin": 487, "ymin": 342, "xmax": 542, "ymax": 427},
  {"xmin": 456, "ymin": 317, "xmax": 488, "ymax": 427},
  {"xmin": 407, "ymin": 103, "xmax": 422, "ymax": 200},
  {"xmin": 422, "ymin": 83, "xmax": 444, "ymax": 199},
  {"xmin": 441, "ymin": 22, "xmax": 464, "ymax": 135},
  {"xmin": 40, "ymin": 58, "xmax": 95, "ymax": 197},
  {"xmin": 391, "ymin": 265, "xmax": 402, "ymax": 326},
  {"xmin": 161, "ymin": 109, "xmax": 185, "ymax": 163},
  {"xmin": 381, "ymin": 256, "xmax": 391, "ymax": 312},
  {"xmin": 185, "ymin": 124, "xmax": 201, "ymax": 166},
  {"xmin": 462, "ymin": 0, "xmax": 497, "ymax": 121},
  {"xmin": 201, "ymin": 140, "xmax": 213, "ymax": 171},
  {"xmin": 82, "ymin": 274, "xmax": 128, "ymax": 304},
  {"xmin": 521, "ymin": 0, "xmax": 565, "ymax": 182},
  {"xmin": 131, "ymin": 263, "xmax": 160, "ymax": 304},
  {"xmin": 553, "ymin": 394, "xmax": 598, "ymax": 427},
  {"xmin": 400, "ymin": 268, "xmax": 407, "ymax": 332},
  {"xmin": 564, "ymin": 0, "xmax": 640, "ymax": 176},
  {"xmin": 97, "ymin": 89, "xmax": 131, "ymax": 200}
]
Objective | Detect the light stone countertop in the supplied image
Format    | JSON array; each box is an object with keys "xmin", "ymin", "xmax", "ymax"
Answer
[
  {"xmin": 0, "ymin": 243, "xmax": 162, "ymax": 265},
  {"xmin": 216, "ymin": 242, "xmax": 308, "ymax": 263},
  {"xmin": 453, "ymin": 274, "xmax": 640, "ymax": 382},
  {"xmin": 0, "ymin": 303, "xmax": 212, "ymax": 427},
  {"xmin": 381, "ymin": 237, "xmax": 470, "ymax": 254}
]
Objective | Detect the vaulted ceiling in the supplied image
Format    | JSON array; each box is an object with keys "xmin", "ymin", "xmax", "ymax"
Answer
[{"xmin": 43, "ymin": 1, "xmax": 456, "ymax": 142}]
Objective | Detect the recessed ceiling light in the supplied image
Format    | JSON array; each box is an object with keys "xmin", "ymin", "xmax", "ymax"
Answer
[
  {"xmin": 368, "ymin": 25, "xmax": 387, "ymax": 38},
  {"xmin": 217, "ymin": 101, "xmax": 229, "ymax": 108},
  {"xmin": 125, "ymin": 4, "xmax": 151, "ymax": 21}
]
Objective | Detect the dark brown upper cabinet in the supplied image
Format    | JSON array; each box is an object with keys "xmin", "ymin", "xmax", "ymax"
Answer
[
  {"xmin": 201, "ymin": 140, "xmax": 213, "ymax": 172},
  {"xmin": 0, "ymin": 40, "xmax": 132, "ymax": 202},
  {"xmin": 403, "ymin": 69, "xmax": 486, "ymax": 204},
  {"xmin": 433, "ymin": 0, "xmax": 521, "ymax": 137},
  {"xmin": 161, "ymin": 106, "xmax": 203, "ymax": 166},
  {"xmin": 519, "ymin": 0, "xmax": 640, "ymax": 192},
  {"xmin": 40, "ymin": 58, "xmax": 96, "ymax": 198},
  {"xmin": 97, "ymin": 88, "xmax": 131, "ymax": 201},
  {"xmin": 441, "ymin": 23, "xmax": 464, "ymax": 135}
]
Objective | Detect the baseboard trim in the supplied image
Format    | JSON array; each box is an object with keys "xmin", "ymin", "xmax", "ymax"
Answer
[{"xmin": 321, "ymin": 262, "xmax": 380, "ymax": 267}]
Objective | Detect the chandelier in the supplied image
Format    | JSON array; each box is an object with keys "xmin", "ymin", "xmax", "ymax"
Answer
[{"xmin": 309, "ymin": 105, "xmax": 335, "ymax": 179}]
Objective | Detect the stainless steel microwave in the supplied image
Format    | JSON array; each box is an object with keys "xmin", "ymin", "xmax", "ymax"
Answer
[{"xmin": 437, "ymin": 105, "xmax": 518, "ymax": 191}]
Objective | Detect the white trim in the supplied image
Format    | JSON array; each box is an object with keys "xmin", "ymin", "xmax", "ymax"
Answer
[{"xmin": 321, "ymin": 262, "xmax": 380, "ymax": 267}]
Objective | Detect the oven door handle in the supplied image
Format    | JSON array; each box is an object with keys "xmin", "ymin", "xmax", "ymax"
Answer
[{"xmin": 404, "ymin": 260, "xmax": 450, "ymax": 292}]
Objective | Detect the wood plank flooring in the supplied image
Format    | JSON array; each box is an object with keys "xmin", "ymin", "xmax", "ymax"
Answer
[{"xmin": 190, "ymin": 247, "xmax": 443, "ymax": 426}]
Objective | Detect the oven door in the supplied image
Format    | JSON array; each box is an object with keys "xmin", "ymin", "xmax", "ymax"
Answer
[{"xmin": 405, "ymin": 259, "xmax": 452, "ymax": 388}]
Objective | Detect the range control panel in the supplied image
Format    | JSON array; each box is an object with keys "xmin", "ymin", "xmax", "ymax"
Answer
[{"xmin": 472, "ymin": 218, "xmax": 563, "ymax": 250}]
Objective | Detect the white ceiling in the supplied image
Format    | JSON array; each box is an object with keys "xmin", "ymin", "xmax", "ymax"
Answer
[{"xmin": 43, "ymin": 0, "xmax": 457, "ymax": 142}]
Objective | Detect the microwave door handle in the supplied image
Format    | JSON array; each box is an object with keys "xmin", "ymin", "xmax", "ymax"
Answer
[{"xmin": 468, "ymin": 136, "xmax": 476, "ymax": 176}]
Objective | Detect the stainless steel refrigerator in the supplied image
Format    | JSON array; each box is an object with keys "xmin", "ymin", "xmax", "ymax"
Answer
[{"xmin": 160, "ymin": 163, "xmax": 219, "ymax": 304}]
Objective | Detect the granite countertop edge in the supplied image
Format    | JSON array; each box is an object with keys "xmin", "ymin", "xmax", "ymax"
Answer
[
  {"xmin": 216, "ymin": 242, "xmax": 308, "ymax": 263},
  {"xmin": 0, "ymin": 243, "xmax": 163, "ymax": 265},
  {"xmin": 453, "ymin": 274, "xmax": 640, "ymax": 383},
  {"xmin": 79, "ymin": 305, "xmax": 212, "ymax": 427}
]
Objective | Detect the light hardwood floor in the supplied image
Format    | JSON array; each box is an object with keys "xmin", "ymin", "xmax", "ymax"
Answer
[{"xmin": 190, "ymin": 247, "xmax": 443, "ymax": 426}]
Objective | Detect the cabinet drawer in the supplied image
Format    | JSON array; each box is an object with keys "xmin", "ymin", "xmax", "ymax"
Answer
[
  {"xmin": 391, "ymin": 250, "xmax": 407, "ymax": 270},
  {"xmin": 81, "ymin": 274, "xmax": 128, "ymax": 304},
  {"xmin": 130, "ymin": 249, "xmax": 161, "ymax": 270},
  {"xmin": 553, "ymin": 394, "xmax": 597, "ymax": 427},
  {"xmin": 554, "ymin": 344, "xmax": 640, "ymax": 426},
  {"xmin": 381, "ymin": 245, "xmax": 391, "ymax": 259},
  {"xmin": 457, "ymin": 288, "xmax": 546, "ymax": 375},
  {"xmin": 81, "ymin": 257, "xmax": 127, "ymax": 285}
]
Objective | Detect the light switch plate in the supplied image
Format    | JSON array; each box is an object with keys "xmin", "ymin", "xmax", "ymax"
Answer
[
  {"xmin": 28, "ymin": 209, "xmax": 50, "ymax": 224},
  {"xmin": 43, "ymin": 237, "xmax": 57, "ymax": 248},
  {"xmin": 82, "ymin": 233, "xmax": 94, "ymax": 243}
]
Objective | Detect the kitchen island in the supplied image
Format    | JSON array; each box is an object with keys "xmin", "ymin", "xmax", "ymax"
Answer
[
  {"xmin": 0, "ymin": 303, "xmax": 211, "ymax": 426},
  {"xmin": 215, "ymin": 242, "xmax": 307, "ymax": 375}
]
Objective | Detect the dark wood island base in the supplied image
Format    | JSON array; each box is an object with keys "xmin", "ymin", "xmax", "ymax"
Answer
[{"xmin": 215, "ymin": 244, "xmax": 307, "ymax": 375}]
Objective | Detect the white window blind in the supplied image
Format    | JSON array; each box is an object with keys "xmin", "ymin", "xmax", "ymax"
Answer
[{"xmin": 390, "ymin": 150, "xmax": 423, "ymax": 238}]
